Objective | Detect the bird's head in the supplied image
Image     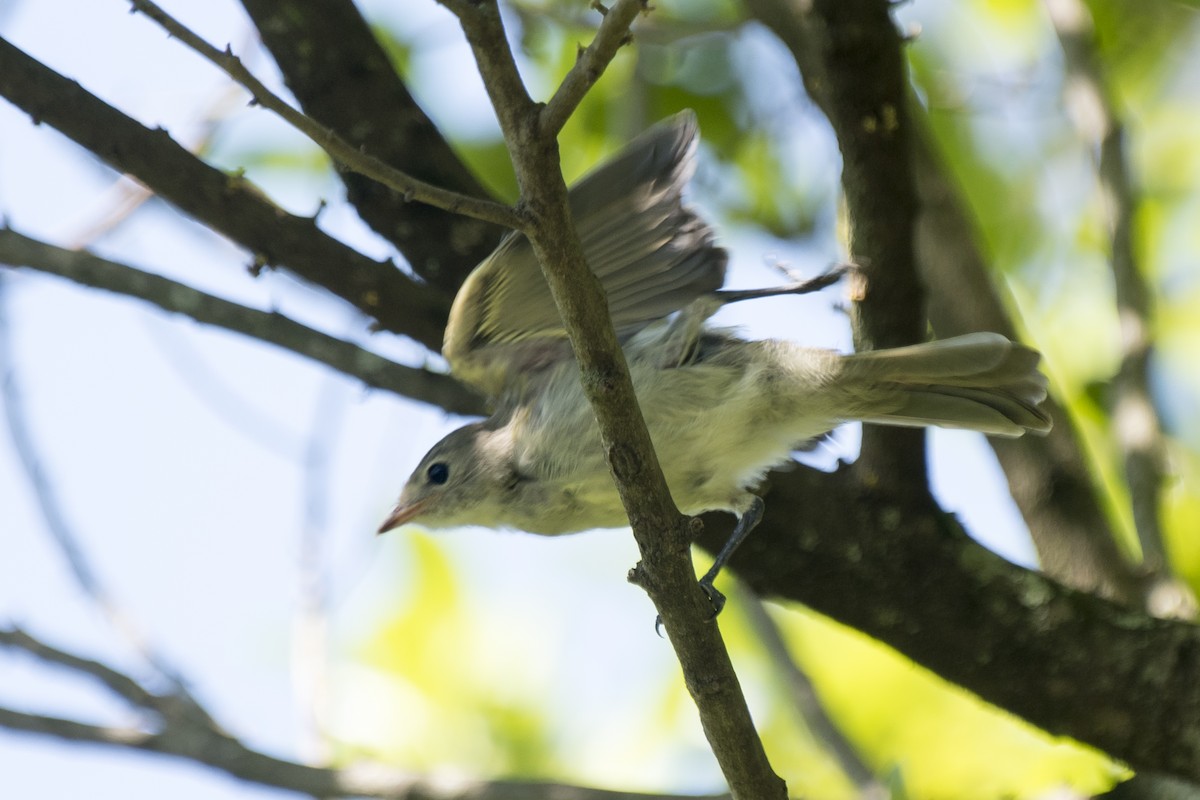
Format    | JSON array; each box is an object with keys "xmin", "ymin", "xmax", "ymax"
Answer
[{"xmin": 377, "ymin": 422, "xmax": 518, "ymax": 534}]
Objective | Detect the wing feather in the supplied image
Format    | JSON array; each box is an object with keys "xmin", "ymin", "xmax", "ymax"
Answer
[{"xmin": 443, "ymin": 112, "xmax": 727, "ymax": 398}]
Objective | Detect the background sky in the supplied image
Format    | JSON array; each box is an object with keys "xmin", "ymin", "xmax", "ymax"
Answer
[{"xmin": 0, "ymin": 1, "xmax": 1123, "ymax": 798}]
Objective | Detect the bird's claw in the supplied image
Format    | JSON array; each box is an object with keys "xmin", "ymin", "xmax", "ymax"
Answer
[
  {"xmin": 652, "ymin": 580, "xmax": 726, "ymax": 636},
  {"xmin": 699, "ymin": 579, "xmax": 726, "ymax": 618}
]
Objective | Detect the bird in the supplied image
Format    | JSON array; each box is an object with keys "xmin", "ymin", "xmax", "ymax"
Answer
[{"xmin": 377, "ymin": 111, "xmax": 1052, "ymax": 612}]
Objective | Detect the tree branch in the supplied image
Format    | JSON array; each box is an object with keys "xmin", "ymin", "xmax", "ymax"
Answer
[
  {"xmin": 699, "ymin": 466, "xmax": 1200, "ymax": 783},
  {"xmin": 0, "ymin": 229, "xmax": 481, "ymax": 415},
  {"xmin": 0, "ymin": 35, "xmax": 449, "ymax": 349},
  {"xmin": 0, "ymin": 628, "xmax": 728, "ymax": 800},
  {"xmin": 236, "ymin": 0, "xmax": 504, "ymax": 292},
  {"xmin": 0, "ymin": 627, "xmax": 162, "ymax": 711},
  {"xmin": 786, "ymin": 0, "xmax": 931, "ymax": 495},
  {"xmin": 723, "ymin": 0, "xmax": 1200, "ymax": 782},
  {"xmin": 127, "ymin": 0, "xmax": 524, "ymax": 233},
  {"xmin": 741, "ymin": 0, "xmax": 1149, "ymax": 602},
  {"xmin": 443, "ymin": 2, "xmax": 785, "ymax": 798},
  {"xmin": 539, "ymin": 0, "xmax": 646, "ymax": 136}
]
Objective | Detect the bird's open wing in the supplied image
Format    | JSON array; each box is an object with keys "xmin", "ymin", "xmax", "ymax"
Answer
[{"xmin": 442, "ymin": 111, "xmax": 728, "ymax": 399}]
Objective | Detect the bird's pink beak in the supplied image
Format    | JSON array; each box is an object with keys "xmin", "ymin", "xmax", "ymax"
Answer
[{"xmin": 377, "ymin": 498, "xmax": 428, "ymax": 535}]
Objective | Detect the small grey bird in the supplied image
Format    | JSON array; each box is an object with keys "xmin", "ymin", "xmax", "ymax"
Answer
[{"xmin": 378, "ymin": 112, "xmax": 1051, "ymax": 609}]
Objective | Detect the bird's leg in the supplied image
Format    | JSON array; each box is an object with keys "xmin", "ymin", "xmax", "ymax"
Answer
[
  {"xmin": 696, "ymin": 494, "xmax": 765, "ymax": 616},
  {"xmin": 713, "ymin": 263, "xmax": 851, "ymax": 306}
]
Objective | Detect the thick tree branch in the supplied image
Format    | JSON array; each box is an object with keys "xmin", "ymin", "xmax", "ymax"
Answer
[
  {"xmin": 443, "ymin": 2, "xmax": 784, "ymax": 797},
  {"xmin": 742, "ymin": 0, "xmax": 1148, "ymax": 601},
  {"xmin": 0, "ymin": 627, "xmax": 727, "ymax": 800},
  {"xmin": 783, "ymin": 0, "xmax": 930, "ymax": 495},
  {"xmin": 699, "ymin": 466, "xmax": 1200, "ymax": 783},
  {"xmin": 726, "ymin": 0, "xmax": 1199, "ymax": 783},
  {"xmin": 127, "ymin": 0, "xmax": 523, "ymax": 233},
  {"xmin": 0, "ymin": 230, "xmax": 481, "ymax": 415},
  {"xmin": 0, "ymin": 35, "xmax": 449, "ymax": 350},
  {"xmin": 236, "ymin": 0, "xmax": 503, "ymax": 292}
]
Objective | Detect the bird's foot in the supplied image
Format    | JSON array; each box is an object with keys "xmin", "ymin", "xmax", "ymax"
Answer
[
  {"xmin": 698, "ymin": 578, "xmax": 726, "ymax": 618},
  {"xmin": 652, "ymin": 580, "xmax": 726, "ymax": 636}
]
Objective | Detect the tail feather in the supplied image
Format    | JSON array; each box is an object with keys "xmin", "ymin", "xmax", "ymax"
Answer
[{"xmin": 841, "ymin": 333, "xmax": 1052, "ymax": 437}]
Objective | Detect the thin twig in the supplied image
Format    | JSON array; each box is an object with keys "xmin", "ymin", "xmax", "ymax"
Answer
[
  {"xmin": 0, "ymin": 627, "xmax": 161, "ymax": 711},
  {"xmin": 0, "ymin": 36, "xmax": 450, "ymax": 347},
  {"xmin": 0, "ymin": 627, "xmax": 729, "ymax": 800},
  {"xmin": 65, "ymin": 32, "xmax": 256, "ymax": 250},
  {"xmin": 293, "ymin": 379, "xmax": 347, "ymax": 762},
  {"xmin": 540, "ymin": 0, "xmax": 647, "ymax": 136},
  {"xmin": 0, "ymin": 229, "xmax": 482, "ymax": 415},
  {"xmin": 0, "ymin": 277, "xmax": 193, "ymax": 692},
  {"xmin": 126, "ymin": 0, "xmax": 525, "ymax": 233}
]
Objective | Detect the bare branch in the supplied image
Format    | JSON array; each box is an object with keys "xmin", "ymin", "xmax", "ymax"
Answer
[
  {"xmin": 236, "ymin": 0, "xmax": 503, "ymax": 292},
  {"xmin": 540, "ymin": 0, "xmax": 647, "ymax": 136},
  {"xmin": 742, "ymin": 0, "xmax": 1149, "ymax": 602},
  {"xmin": 0, "ymin": 627, "xmax": 728, "ymax": 800},
  {"xmin": 0, "ymin": 35, "xmax": 450, "ymax": 348},
  {"xmin": 0, "ymin": 229, "xmax": 482, "ymax": 415},
  {"xmin": 698, "ymin": 466, "xmax": 1200, "ymax": 783},
  {"xmin": 448, "ymin": 3, "xmax": 784, "ymax": 798},
  {"xmin": 126, "ymin": 0, "xmax": 523, "ymax": 233},
  {"xmin": 0, "ymin": 627, "xmax": 161, "ymax": 711}
]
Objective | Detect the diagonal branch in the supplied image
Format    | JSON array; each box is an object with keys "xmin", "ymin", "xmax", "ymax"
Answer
[
  {"xmin": 127, "ymin": 0, "xmax": 523, "ymax": 233},
  {"xmin": 539, "ymin": 0, "xmax": 646, "ymax": 136},
  {"xmin": 0, "ymin": 627, "xmax": 162, "ymax": 711},
  {"xmin": 0, "ymin": 35, "xmax": 448, "ymax": 349},
  {"xmin": 236, "ymin": 0, "xmax": 503, "ymax": 292},
  {"xmin": 0, "ymin": 275, "xmax": 200, "ymax": 693},
  {"xmin": 739, "ymin": 597, "xmax": 882, "ymax": 794},
  {"xmin": 0, "ymin": 627, "xmax": 728, "ymax": 800},
  {"xmin": 0, "ymin": 229, "xmax": 481, "ymax": 415},
  {"xmin": 697, "ymin": 465, "xmax": 1200, "ymax": 783},
  {"xmin": 443, "ymin": 2, "xmax": 784, "ymax": 798}
]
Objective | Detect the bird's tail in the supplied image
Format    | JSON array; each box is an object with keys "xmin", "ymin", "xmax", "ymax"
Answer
[{"xmin": 839, "ymin": 332, "xmax": 1052, "ymax": 437}]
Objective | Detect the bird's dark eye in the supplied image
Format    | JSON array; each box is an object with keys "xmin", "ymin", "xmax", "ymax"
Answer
[{"xmin": 426, "ymin": 462, "xmax": 450, "ymax": 485}]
